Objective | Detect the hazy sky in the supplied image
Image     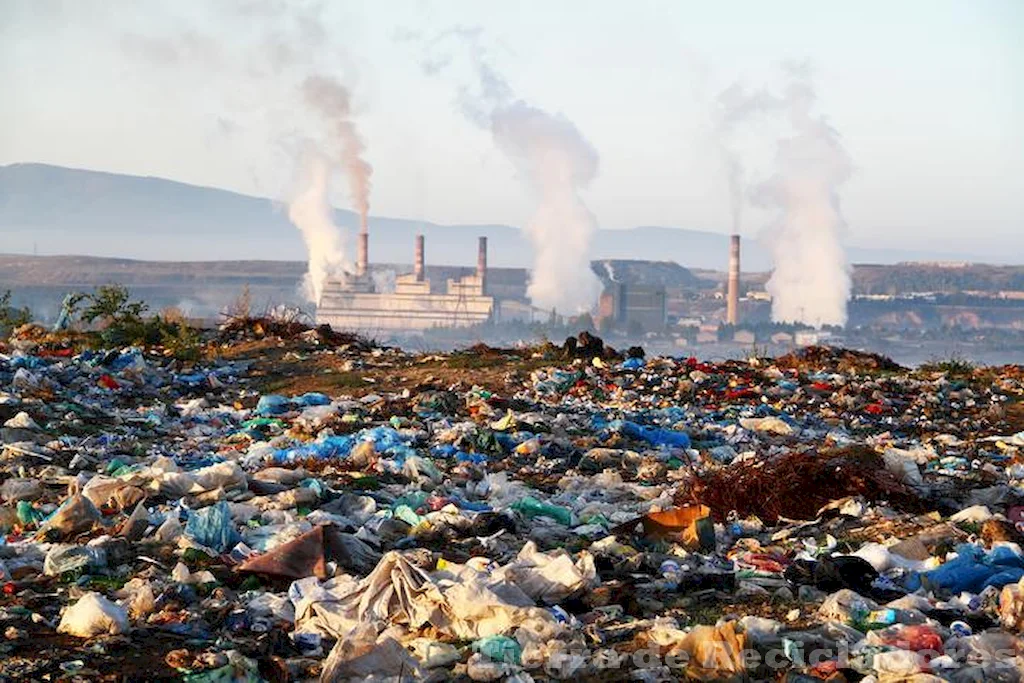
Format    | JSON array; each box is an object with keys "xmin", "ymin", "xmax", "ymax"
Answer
[{"xmin": 1, "ymin": 0, "xmax": 1021, "ymax": 254}]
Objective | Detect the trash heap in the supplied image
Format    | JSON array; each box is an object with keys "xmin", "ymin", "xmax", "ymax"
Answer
[{"xmin": 1, "ymin": 330, "xmax": 1023, "ymax": 682}]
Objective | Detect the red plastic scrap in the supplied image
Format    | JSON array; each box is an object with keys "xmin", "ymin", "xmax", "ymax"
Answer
[
  {"xmin": 724, "ymin": 388, "xmax": 756, "ymax": 401},
  {"xmin": 98, "ymin": 374, "xmax": 120, "ymax": 390},
  {"xmin": 879, "ymin": 624, "xmax": 944, "ymax": 655},
  {"xmin": 737, "ymin": 552, "xmax": 789, "ymax": 574}
]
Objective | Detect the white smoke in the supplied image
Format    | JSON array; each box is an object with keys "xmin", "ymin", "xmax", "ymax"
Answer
[
  {"xmin": 371, "ymin": 269, "xmax": 397, "ymax": 294},
  {"xmin": 718, "ymin": 68, "xmax": 852, "ymax": 328},
  {"xmin": 491, "ymin": 102, "xmax": 602, "ymax": 313},
  {"xmin": 118, "ymin": 2, "xmax": 369, "ymax": 305},
  {"xmin": 421, "ymin": 29, "xmax": 602, "ymax": 314},
  {"xmin": 756, "ymin": 72, "xmax": 852, "ymax": 328},
  {"xmin": 288, "ymin": 153, "xmax": 347, "ymax": 303}
]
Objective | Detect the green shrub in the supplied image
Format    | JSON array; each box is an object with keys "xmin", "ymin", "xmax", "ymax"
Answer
[{"xmin": 0, "ymin": 290, "xmax": 32, "ymax": 336}]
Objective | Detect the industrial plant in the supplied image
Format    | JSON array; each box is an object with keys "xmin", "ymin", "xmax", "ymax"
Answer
[
  {"xmin": 314, "ymin": 218, "xmax": 750, "ymax": 336},
  {"xmin": 315, "ymin": 233, "xmax": 495, "ymax": 332}
]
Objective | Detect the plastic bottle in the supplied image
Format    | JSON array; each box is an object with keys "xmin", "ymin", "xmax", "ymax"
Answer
[
  {"xmin": 849, "ymin": 597, "xmax": 872, "ymax": 630},
  {"xmin": 866, "ymin": 608, "xmax": 898, "ymax": 628},
  {"xmin": 511, "ymin": 496, "xmax": 573, "ymax": 525}
]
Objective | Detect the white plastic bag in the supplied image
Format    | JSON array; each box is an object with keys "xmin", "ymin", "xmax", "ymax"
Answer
[{"xmin": 57, "ymin": 592, "xmax": 130, "ymax": 637}]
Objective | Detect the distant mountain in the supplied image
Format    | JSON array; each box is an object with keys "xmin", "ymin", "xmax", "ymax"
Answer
[{"xmin": 1, "ymin": 163, "xmax": 1012, "ymax": 270}]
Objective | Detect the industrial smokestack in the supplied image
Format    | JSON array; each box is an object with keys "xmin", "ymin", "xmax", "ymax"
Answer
[
  {"xmin": 477, "ymin": 236, "xmax": 488, "ymax": 293},
  {"xmin": 727, "ymin": 234, "xmax": 740, "ymax": 325},
  {"xmin": 357, "ymin": 216, "xmax": 368, "ymax": 277},
  {"xmin": 414, "ymin": 233, "xmax": 425, "ymax": 282}
]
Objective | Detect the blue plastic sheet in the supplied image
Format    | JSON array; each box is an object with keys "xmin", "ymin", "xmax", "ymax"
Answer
[
  {"xmin": 907, "ymin": 544, "xmax": 1024, "ymax": 593},
  {"xmin": 255, "ymin": 394, "xmax": 292, "ymax": 416},
  {"xmin": 184, "ymin": 501, "xmax": 238, "ymax": 553},
  {"xmin": 607, "ymin": 419, "xmax": 691, "ymax": 449},
  {"xmin": 273, "ymin": 435, "xmax": 355, "ymax": 463},
  {"xmin": 621, "ymin": 357, "xmax": 645, "ymax": 370},
  {"xmin": 294, "ymin": 392, "xmax": 331, "ymax": 407}
]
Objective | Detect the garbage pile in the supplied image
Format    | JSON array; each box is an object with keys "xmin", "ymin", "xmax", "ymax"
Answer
[{"xmin": 1, "ymin": 333, "xmax": 1023, "ymax": 682}]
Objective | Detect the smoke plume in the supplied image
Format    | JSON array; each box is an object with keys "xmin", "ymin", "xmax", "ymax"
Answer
[
  {"xmin": 491, "ymin": 103, "xmax": 602, "ymax": 313},
  {"xmin": 715, "ymin": 83, "xmax": 780, "ymax": 236},
  {"xmin": 423, "ymin": 29, "xmax": 602, "ymax": 314},
  {"xmin": 756, "ymin": 73, "xmax": 852, "ymax": 328},
  {"xmin": 300, "ymin": 75, "xmax": 373, "ymax": 235},
  {"xmin": 119, "ymin": 2, "xmax": 370, "ymax": 304},
  {"xmin": 288, "ymin": 154, "xmax": 347, "ymax": 303},
  {"xmin": 718, "ymin": 69, "xmax": 852, "ymax": 328}
]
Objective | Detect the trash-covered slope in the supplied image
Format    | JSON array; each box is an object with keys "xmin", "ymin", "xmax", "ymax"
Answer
[{"xmin": 1, "ymin": 327, "xmax": 1023, "ymax": 682}]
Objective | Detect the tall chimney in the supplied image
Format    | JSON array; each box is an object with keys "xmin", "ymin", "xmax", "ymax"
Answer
[
  {"xmin": 414, "ymin": 234, "xmax": 425, "ymax": 282},
  {"xmin": 356, "ymin": 216, "xmax": 368, "ymax": 277},
  {"xmin": 477, "ymin": 236, "xmax": 488, "ymax": 293},
  {"xmin": 727, "ymin": 234, "xmax": 740, "ymax": 325}
]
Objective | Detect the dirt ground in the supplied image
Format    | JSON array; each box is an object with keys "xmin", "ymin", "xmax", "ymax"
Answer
[{"xmin": 216, "ymin": 339, "xmax": 555, "ymax": 398}]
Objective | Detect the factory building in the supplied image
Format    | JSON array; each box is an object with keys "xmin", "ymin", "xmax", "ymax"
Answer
[
  {"xmin": 316, "ymin": 235, "xmax": 495, "ymax": 332},
  {"xmin": 597, "ymin": 282, "xmax": 667, "ymax": 331}
]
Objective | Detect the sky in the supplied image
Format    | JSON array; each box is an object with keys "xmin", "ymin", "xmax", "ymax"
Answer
[{"xmin": 1, "ymin": 0, "xmax": 1021, "ymax": 256}]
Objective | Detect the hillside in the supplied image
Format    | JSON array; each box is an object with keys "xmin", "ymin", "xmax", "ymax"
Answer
[{"xmin": 2, "ymin": 163, "xmax": 1010, "ymax": 270}]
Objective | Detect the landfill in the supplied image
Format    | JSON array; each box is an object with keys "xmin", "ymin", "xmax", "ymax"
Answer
[{"xmin": 1, "ymin": 323, "xmax": 1024, "ymax": 682}]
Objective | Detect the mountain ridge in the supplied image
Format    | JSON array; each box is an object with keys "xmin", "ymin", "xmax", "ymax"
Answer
[{"xmin": 1, "ymin": 162, "xmax": 1013, "ymax": 269}]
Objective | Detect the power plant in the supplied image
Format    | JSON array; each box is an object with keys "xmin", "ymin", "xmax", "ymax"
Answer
[
  {"xmin": 315, "ymin": 234, "xmax": 494, "ymax": 332},
  {"xmin": 315, "ymin": 223, "xmax": 746, "ymax": 334}
]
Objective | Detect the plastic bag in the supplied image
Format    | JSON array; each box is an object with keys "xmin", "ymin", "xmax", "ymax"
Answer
[
  {"xmin": 999, "ymin": 577, "xmax": 1024, "ymax": 632},
  {"xmin": 40, "ymin": 494, "xmax": 102, "ymax": 539},
  {"xmin": 472, "ymin": 635, "xmax": 522, "ymax": 664},
  {"xmin": 0, "ymin": 477, "xmax": 42, "ymax": 502},
  {"xmin": 116, "ymin": 578, "xmax": 156, "ymax": 619},
  {"xmin": 495, "ymin": 541, "xmax": 597, "ymax": 604},
  {"xmin": 57, "ymin": 592, "xmax": 130, "ymax": 637},
  {"xmin": 671, "ymin": 622, "xmax": 747, "ymax": 682},
  {"xmin": 511, "ymin": 496, "xmax": 572, "ymax": 526},
  {"xmin": 255, "ymin": 394, "xmax": 292, "ymax": 416},
  {"xmin": 43, "ymin": 544, "xmax": 107, "ymax": 576},
  {"xmin": 320, "ymin": 623, "xmax": 422, "ymax": 682},
  {"xmin": 185, "ymin": 501, "xmax": 238, "ymax": 552}
]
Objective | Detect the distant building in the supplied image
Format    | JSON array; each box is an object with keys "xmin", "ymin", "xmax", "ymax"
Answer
[
  {"xmin": 317, "ymin": 271, "xmax": 493, "ymax": 332},
  {"xmin": 733, "ymin": 330, "xmax": 756, "ymax": 345},
  {"xmin": 597, "ymin": 283, "xmax": 667, "ymax": 331},
  {"xmin": 496, "ymin": 299, "xmax": 546, "ymax": 323},
  {"xmin": 795, "ymin": 330, "xmax": 833, "ymax": 347},
  {"xmin": 317, "ymin": 235, "xmax": 494, "ymax": 332},
  {"xmin": 696, "ymin": 330, "xmax": 718, "ymax": 344}
]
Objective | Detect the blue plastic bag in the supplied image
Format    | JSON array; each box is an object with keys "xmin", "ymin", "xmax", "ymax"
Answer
[
  {"xmin": 184, "ymin": 501, "xmax": 238, "ymax": 553},
  {"xmin": 294, "ymin": 392, "xmax": 331, "ymax": 407},
  {"xmin": 255, "ymin": 395, "xmax": 292, "ymax": 416}
]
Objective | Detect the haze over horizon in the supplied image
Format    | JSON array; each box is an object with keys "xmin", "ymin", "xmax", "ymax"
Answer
[{"xmin": 1, "ymin": 0, "xmax": 1021, "ymax": 261}]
